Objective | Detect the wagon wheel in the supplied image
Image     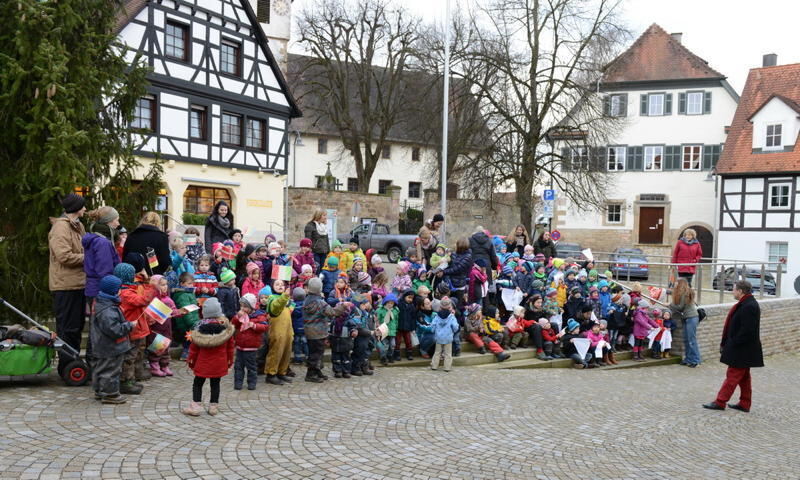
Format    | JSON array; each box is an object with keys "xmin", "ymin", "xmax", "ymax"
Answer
[{"xmin": 61, "ymin": 360, "xmax": 90, "ymax": 387}]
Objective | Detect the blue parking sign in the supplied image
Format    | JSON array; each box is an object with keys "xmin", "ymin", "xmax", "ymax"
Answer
[{"xmin": 542, "ymin": 189, "xmax": 556, "ymax": 201}]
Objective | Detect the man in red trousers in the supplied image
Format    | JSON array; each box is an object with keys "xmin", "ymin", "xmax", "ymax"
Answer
[{"xmin": 703, "ymin": 280, "xmax": 763, "ymax": 413}]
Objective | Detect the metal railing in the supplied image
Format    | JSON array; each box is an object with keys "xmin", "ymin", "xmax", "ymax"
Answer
[{"xmin": 574, "ymin": 251, "xmax": 783, "ymax": 303}]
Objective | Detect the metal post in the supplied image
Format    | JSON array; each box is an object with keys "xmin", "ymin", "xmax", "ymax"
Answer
[
  {"xmin": 776, "ymin": 263, "xmax": 782, "ymax": 297},
  {"xmin": 696, "ymin": 264, "xmax": 702, "ymax": 304},
  {"xmin": 759, "ymin": 263, "xmax": 766, "ymax": 298},
  {"xmin": 718, "ymin": 263, "xmax": 724, "ymax": 304},
  {"xmin": 439, "ymin": 0, "xmax": 451, "ymax": 245}
]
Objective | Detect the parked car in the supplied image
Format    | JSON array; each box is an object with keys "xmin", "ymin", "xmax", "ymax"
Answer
[
  {"xmin": 713, "ymin": 267, "xmax": 777, "ymax": 295},
  {"xmin": 609, "ymin": 247, "xmax": 650, "ymax": 280},
  {"xmin": 554, "ymin": 242, "xmax": 585, "ymax": 260},
  {"xmin": 337, "ymin": 223, "xmax": 417, "ymax": 263}
]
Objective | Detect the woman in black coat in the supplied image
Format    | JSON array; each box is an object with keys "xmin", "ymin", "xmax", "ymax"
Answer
[
  {"xmin": 122, "ymin": 211, "xmax": 170, "ymax": 275},
  {"xmin": 303, "ymin": 209, "xmax": 330, "ymax": 272},
  {"xmin": 204, "ymin": 201, "xmax": 234, "ymax": 252},
  {"xmin": 533, "ymin": 231, "xmax": 556, "ymax": 260},
  {"xmin": 703, "ymin": 281, "xmax": 763, "ymax": 413},
  {"xmin": 437, "ymin": 238, "xmax": 473, "ymax": 293}
]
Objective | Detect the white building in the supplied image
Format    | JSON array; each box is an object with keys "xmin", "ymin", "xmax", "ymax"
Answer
[
  {"xmin": 553, "ymin": 24, "xmax": 739, "ymax": 255},
  {"xmin": 716, "ymin": 55, "xmax": 800, "ymax": 297},
  {"xmin": 115, "ymin": 0, "xmax": 299, "ymax": 239}
]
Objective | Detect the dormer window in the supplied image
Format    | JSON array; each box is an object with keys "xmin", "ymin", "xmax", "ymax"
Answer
[{"xmin": 765, "ymin": 124, "xmax": 782, "ymax": 149}]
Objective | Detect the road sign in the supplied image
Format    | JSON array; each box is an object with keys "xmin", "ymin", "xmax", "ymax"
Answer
[
  {"xmin": 542, "ymin": 199, "xmax": 554, "ymax": 218},
  {"xmin": 542, "ymin": 189, "xmax": 556, "ymax": 201},
  {"xmin": 550, "ymin": 230, "xmax": 561, "ymax": 241}
]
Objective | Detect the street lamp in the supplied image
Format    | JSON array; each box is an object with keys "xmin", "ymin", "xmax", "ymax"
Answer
[{"xmin": 440, "ymin": 0, "xmax": 451, "ymax": 244}]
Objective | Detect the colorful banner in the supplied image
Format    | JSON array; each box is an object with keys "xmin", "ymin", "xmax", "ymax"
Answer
[
  {"xmin": 271, "ymin": 264, "xmax": 292, "ymax": 281},
  {"xmin": 145, "ymin": 298, "xmax": 172, "ymax": 325},
  {"xmin": 147, "ymin": 333, "xmax": 171, "ymax": 354}
]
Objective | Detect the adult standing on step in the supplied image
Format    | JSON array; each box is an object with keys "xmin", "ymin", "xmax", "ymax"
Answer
[
  {"xmin": 204, "ymin": 201, "xmax": 234, "ymax": 253},
  {"xmin": 669, "ymin": 278, "xmax": 701, "ymax": 368},
  {"xmin": 671, "ymin": 228, "xmax": 703, "ymax": 286},
  {"xmin": 48, "ymin": 193, "xmax": 87, "ymax": 374},
  {"xmin": 304, "ymin": 209, "xmax": 330, "ymax": 273},
  {"xmin": 703, "ymin": 280, "xmax": 763, "ymax": 413}
]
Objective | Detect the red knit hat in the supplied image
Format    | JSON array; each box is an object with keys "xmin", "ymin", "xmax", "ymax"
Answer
[{"xmin": 300, "ymin": 238, "xmax": 312, "ymax": 248}]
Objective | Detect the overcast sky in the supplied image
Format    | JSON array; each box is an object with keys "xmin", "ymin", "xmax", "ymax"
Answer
[{"xmin": 289, "ymin": 0, "xmax": 800, "ymax": 94}]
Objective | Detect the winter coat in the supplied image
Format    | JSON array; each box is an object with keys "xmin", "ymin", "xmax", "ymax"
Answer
[
  {"xmin": 560, "ymin": 333, "xmax": 581, "ymax": 356},
  {"xmin": 89, "ymin": 294, "xmax": 133, "ymax": 358},
  {"xmin": 291, "ymin": 300, "xmax": 305, "ymax": 335},
  {"xmin": 513, "ymin": 272, "xmax": 533, "ymax": 296},
  {"xmin": 483, "ymin": 316, "xmax": 503, "ymax": 337},
  {"xmin": 632, "ymin": 309, "xmax": 658, "ymax": 338},
  {"xmin": 194, "ymin": 271, "xmax": 218, "ymax": 298},
  {"xmin": 430, "ymin": 312, "xmax": 459, "ymax": 344},
  {"xmin": 171, "ymin": 251, "xmax": 195, "ymax": 277},
  {"xmin": 465, "ymin": 313, "xmax": 484, "ymax": 334},
  {"xmin": 505, "ymin": 316, "xmax": 527, "ymax": 334},
  {"xmin": 469, "ymin": 232, "xmax": 499, "ymax": 270},
  {"xmin": 82, "ymin": 232, "xmax": 120, "ymax": 297},
  {"xmin": 48, "ymin": 216, "xmax": 86, "ymax": 291},
  {"xmin": 241, "ymin": 278, "xmax": 264, "ymax": 298},
  {"xmin": 232, "ymin": 311, "xmax": 268, "ymax": 350},
  {"xmin": 303, "ymin": 221, "xmax": 330, "ymax": 255},
  {"xmin": 327, "ymin": 285, "xmax": 353, "ymax": 307},
  {"xmin": 564, "ymin": 296, "xmax": 586, "ymax": 322},
  {"xmin": 533, "ymin": 237, "xmax": 556, "ymax": 260},
  {"xmin": 442, "ymin": 250, "xmax": 473, "ymax": 289},
  {"xmin": 391, "ymin": 274, "xmax": 412, "ymax": 294},
  {"xmin": 396, "ymin": 292, "xmax": 419, "ymax": 332},
  {"xmin": 720, "ymin": 294, "xmax": 764, "ymax": 368},
  {"xmin": 119, "ymin": 280, "xmax": 156, "ymax": 341},
  {"xmin": 185, "ymin": 242, "xmax": 205, "ymax": 265},
  {"xmin": 599, "ymin": 291, "xmax": 611, "ymax": 318},
  {"xmin": 123, "ymin": 224, "xmax": 170, "ymax": 275},
  {"xmin": 319, "ymin": 268, "xmax": 340, "ymax": 296},
  {"xmin": 187, "ymin": 319, "xmax": 235, "ymax": 378},
  {"xmin": 541, "ymin": 327, "xmax": 558, "ymax": 344},
  {"xmin": 671, "ymin": 238, "xmax": 703, "ymax": 274},
  {"xmin": 302, "ymin": 292, "xmax": 349, "ymax": 340},
  {"xmin": 606, "ymin": 303, "xmax": 628, "ymax": 330},
  {"xmin": 204, "ymin": 215, "xmax": 233, "ymax": 253},
  {"xmin": 376, "ymin": 304, "xmax": 399, "ymax": 336},
  {"xmin": 583, "ymin": 330, "xmax": 606, "ymax": 348},
  {"xmin": 216, "ymin": 286, "xmax": 240, "ymax": 320},
  {"xmin": 368, "ymin": 266, "xmax": 385, "ymax": 279},
  {"xmin": 172, "ymin": 288, "xmax": 200, "ymax": 332},
  {"xmin": 468, "ymin": 266, "xmax": 488, "ymax": 303},
  {"xmin": 292, "ymin": 251, "xmax": 316, "ymax": 274}
]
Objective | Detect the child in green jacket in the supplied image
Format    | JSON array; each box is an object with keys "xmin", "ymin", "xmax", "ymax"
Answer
[{"xmin": 375, "ymin": 293, "xmax": 399, "ymax": 366}]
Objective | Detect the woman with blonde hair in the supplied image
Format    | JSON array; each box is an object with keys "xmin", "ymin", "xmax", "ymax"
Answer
[
  {"xmin": 671, "ymin": 228, "xmax": 703, "ymax": 286},
  {"xmin": 416, "ymin": 225, "xmax": 438, "ymax": 267},
  {"xmin": 669, "ymin": 278, "xmax": 701, "ymax": 368},
  {"xmin": 505, "ymin": 224, "xmax": 530, "ymax": 256},
  {"xmin": 303, "ymin": 209, "xmax": 330, "ymax": 272},
  {"xmin": 123, "ymin": 211, "xmax": 171, "ymax": 275}
]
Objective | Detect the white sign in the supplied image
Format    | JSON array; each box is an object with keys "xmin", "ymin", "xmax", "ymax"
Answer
[{"xmin": 542, "ymin": 199, "xmax": 554, "ymax": 219}]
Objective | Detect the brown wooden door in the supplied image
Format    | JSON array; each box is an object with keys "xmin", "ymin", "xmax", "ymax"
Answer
[{"xmin": 639, "ymin": 207, "xmax": 664, "ymax": 244}]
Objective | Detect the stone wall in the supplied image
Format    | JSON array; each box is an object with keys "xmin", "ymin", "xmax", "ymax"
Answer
[
  {"xmin": 286, "ymin": 186, "xmax": 401, "ymax": 247},
  {"xmin": 423, "ymin": 189, "xmax": 529, "ymax": 244},
  {"xmin": 669, "ymin": 297, "xmax": 800, "ymax": 360}
]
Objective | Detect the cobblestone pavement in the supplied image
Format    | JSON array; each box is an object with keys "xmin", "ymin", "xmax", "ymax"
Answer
[{"xmin": 1, "ymin": 353, "xmax": 799, "ymax": 480}]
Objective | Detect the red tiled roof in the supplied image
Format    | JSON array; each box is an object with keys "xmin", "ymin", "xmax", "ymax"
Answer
[
  {"xmin": 602, "ymin": 24, "xmax": 724, "ymax": 83},
  {"xmin": 114, "ymin": 0, "xmax": 148, "ymax": 34},
  {"xmin": 717, "ymin": 63, "xmax": 800, "ymax": 175}
]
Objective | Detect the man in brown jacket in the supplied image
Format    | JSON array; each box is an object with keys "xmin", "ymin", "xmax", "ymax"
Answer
[{"xmin": 48, "ymin": 193, "xmax": 87, "ymax": 373}]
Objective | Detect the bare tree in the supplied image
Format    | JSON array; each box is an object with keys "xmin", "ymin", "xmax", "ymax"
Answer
[
  {"xmin": 456, "ymin": 0, "xmax": 629, "ymax": 233},
  {"xmin": 294, "ymin": 0, "xmax": 421, "ymax": 192}
]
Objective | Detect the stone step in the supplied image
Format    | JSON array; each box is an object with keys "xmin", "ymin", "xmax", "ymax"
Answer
[
  {"xmin": 597, "ymin": 356, "xmax": 681, "ymax": 370},
  {"xmin": 386, "ymin": 347, "xmax": 539, "ymax": 368},
  {"xmin": 472, "ymin": 351, "xmax": 682, "ymax": 370}
]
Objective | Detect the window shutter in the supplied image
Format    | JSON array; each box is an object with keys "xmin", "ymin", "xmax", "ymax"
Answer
[
  {"xmin": 678, "ymin": 93, "xmax": 686, "ymax": 115},
  {"xmin": 620, "ymin": 94, "xmax": 628, "ymax": 117},
  {"xmin": 704, "ymin": 91, "xmax": 712, "ymax": 114},
  {"xmin": 560, "ymin": 147, "xmax": 571, "ymax": 171},
  {"xmin": 640, "ymin": 94, "xmax": 648, "ymax": 116},
  {"xmin": 257, "ymin": 0, "xmax": 271, "ymax": 23},
  {"xmin": 592, "ymin": 147, "xmax": 607, "ymax": 171},
  {"xmin": 665, "ymin": 93, "xmax": 673, "ymax": 115},
  {"xmin": 664, "ymin": 146, "xmax": 679, "ymax": 170},
  {"xmin": 631, "ymin": 146, "xmax": 644, "ymax": 170},
  {"xmin": 603, "ymin": 96, "xmax": 611, "ymax": 116},
  {"xmin": 702, "ymin": 145, "xmax": 713, "ymax": 170}
]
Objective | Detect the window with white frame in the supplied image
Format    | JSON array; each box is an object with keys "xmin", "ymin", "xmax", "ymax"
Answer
[
  {"xmin": 766, "ymin": 124, "xmax": 782, "ymax": 148},
  {"xmin": 682, "ymin": 145, "xmax": 702, "ymax": 170},
  {"xmin": 571, "ymin": 147, "xmax": 589, "ymax": 171},
  {"xmin": 644, "ymin": 146, "xmax": 663, "ymax": 171},
  {"xmin": 769, "ymin": 183, "xmax": 791, "ymax": 208},
  {"xmin": 686, "ymin": 92, "xmax": 703, "ymax": 115},
  {"xmin": 607, "ymin": 146, "xmax": 626, "ymax": 171},
  {"xmin": 606, "ymin": 203, "xmax": 622, "ymax": 224},
  {"xmin": 767, "ymin": 242, "xmax": 788, "ymax": 273},
  {"xmin": 648, "ymin": 94, "xmax": 664, "ymax": 116},
  {"xmin": 610, "ymin": 95, "xmax": 625, "ymax": 117}
]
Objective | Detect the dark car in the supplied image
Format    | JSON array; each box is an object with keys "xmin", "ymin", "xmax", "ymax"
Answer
[
  {"xmin": 713, "ymin": 267, "xmax": 777, "ymax": 295},
  {"xmin": 554, "ymin": 242, "xmax": 585, "ymax": 260},
  {"xmin": 609, "ymin": 248, "xmax": 650, "ymax": 280}
]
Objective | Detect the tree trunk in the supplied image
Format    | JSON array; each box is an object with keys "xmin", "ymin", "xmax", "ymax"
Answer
[{"xmin": 515, "ymin": 176, "xmax": 534, "ymax": 235}]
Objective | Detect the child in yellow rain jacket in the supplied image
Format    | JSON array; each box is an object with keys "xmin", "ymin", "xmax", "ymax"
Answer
[{"xmin": 263, "ymin": 279, "xmax": 294, "ymax": 385}]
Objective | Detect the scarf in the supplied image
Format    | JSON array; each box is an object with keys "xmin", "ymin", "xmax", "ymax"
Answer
[
  {"xmin": 720, "ymin": 293, "xmax": 751, "ymax": 346},
  {"xmin": 217, "ymin": 215, "xmax": 230, "ymax": 230},
  {"xmin": 315, "ymin": 221, "xmax": 327, "ymax": 236},
  {"xmin": 90, "ymin": 222, "xmax": 116, "ymax": 243}
]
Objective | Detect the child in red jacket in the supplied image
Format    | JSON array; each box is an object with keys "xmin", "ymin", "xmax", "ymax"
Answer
[
  {"xmin": 539, "ymin": 319, "xmax": 562, "ymax": 359},
  {"xmin": 183, "ymin": 298, "xmax": 235, "ymax": 416},
  {"xmin": 114, "ymin": 258, "xmax": 156, "ymax": 395},
  {"xmin": 231, "ymin": 293, "xmax": 268, "ymax": 391}
]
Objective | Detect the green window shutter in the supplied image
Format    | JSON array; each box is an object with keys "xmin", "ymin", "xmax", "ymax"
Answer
[
  {"xmin": 603, "ymin": 96, "xmax": 611, "ymax": 116},
  {"xmin": 702, "ymin": 145, "xmax": 713, "ymax": 170},
  {"xmin": 560, "ymin": 147, "xmax": 571, "ymax": 171},
  {"xmin": 678, "ymin": 93, "xmax": 686, "ymax": 114},
  {"xmin": 640, "ymin": 94, "xmax": 648, "ymax": 116},
  {"xmin": 711, "ymin": 145, "xmax": 721, "ymax": 168},
  {"xmin": 704, "ymin": 91, "xmax": 712, "ymax": 114},
  {"xmin": 665, "ymin": 93, "xmax": 673, "ymax": 115},
  {"xmin": 664, "ymin": 146, "xmax": 680, "ymax": 170},
  {"xmin": 620, "ymin": 94, "xmax": 628, "ymax": 117},
  {"xmin": 631, "ymin": 146, "xmax": 644, "ymax": 170}
]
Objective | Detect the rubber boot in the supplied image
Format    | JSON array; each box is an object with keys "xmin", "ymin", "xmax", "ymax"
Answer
[
  {"xmin": 207, "ymin": 403, "xmax": 219, "ymax": 416},
  {"xmin": 182, "ymin": 401, "xmax": 202, "ymax": 416},
  {"xmin": 600, "ymin": 353, "xmax": 609, "ymax": 366},
  {"xmin": 608, "ymin": 351, "xmax": 618, "ymax": 365},
  {"xmin": 406, "ymin": 349, "xmax": 413, "ymax": 361},
  {"xmin": 161, "ymin": 365, "xmax": 174, "ymax": 376},
  {"xmin": 149, "ymin": 361, "xmax": 166, "ymax": 377},
  {"xmin": 362, "ymin": 364, "xmax": 374, "ymax": 375},
  {"xmin": 392, "ymin": 350, "xmax": 401, "ymax": 362}
]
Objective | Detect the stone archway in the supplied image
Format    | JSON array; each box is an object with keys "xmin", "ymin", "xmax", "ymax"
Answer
[{"xmin": 677, "ymin": 224, "xmax": 713, "ymax": 263}]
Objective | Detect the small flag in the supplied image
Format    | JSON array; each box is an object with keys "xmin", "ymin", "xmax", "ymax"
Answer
[
  {"xmin": 147, "ymin": 333, "xmax": 171, "ymax": 354},
  {"xmin": 271, "ymin": 264, "xmax": 292, "ymax": 281},
  {"xmin": 221, "ymin": 245, "xmax": 235, "ymax": 260},
  {"xmin": 146, "ymin": 248, "xmax": 159, "ymax": 269},
  {"xmin": 145, "ymin": 298, "xmax": 172, "ymax": 324},
  {"xmin": 183, "ymin": 234, "xmax": 198, "ymax": 246}
]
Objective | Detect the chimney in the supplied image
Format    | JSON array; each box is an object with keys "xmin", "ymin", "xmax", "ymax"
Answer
[
  {"xmin": 670, "ymin": 32, "xmax": 683, "ymax": 44},
  {"xmin": 763, "ymin": 53, "xmax": 778, "ymax": 67}
]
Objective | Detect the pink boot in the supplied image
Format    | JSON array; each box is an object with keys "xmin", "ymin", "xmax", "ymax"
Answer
[
  {"xmin": 149, "ymin": 361, "xmax": 166, "ymax": 377},
  {"xmin": 161, "ymin": 364, "xmax": 174, "ymax": 376}
]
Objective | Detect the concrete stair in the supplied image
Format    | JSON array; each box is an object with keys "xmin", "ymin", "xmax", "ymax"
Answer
[{"xmin": 474, "ymin": 350, "xmax": 681, "ymax": 370}]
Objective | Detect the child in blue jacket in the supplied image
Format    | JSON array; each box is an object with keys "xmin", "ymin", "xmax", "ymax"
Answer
[
  {"xmin": 291, "ymin": 287, "xmax": 307, "ymax": 364},
  {"xmin": 429, "ymin": 297, "xmax": 460, "ymax": 372}
]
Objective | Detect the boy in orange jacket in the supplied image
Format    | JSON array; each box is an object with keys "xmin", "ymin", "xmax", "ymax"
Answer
[{"xmin": 114, "ymin": 255, "xmax": 156, "ymax": 395}]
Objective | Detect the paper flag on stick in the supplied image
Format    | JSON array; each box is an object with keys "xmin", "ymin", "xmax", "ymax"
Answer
[
  {"xmin": 146, "ymin": 248, "xmax": 159, "ymax": 269},
  {"xmin": 271, "ymin": 264, "xmax": 292, "ymax": 281},
  {"xmin": 581, "ymin": 248, "xmax": 594, "ymax": 262},
  {"xmin": 183, "ymin": 234, "xmax": 198, "ymax": 246},
  {"xmin": 501, "ymin": 288, "xmax": 523, "ymax": 311},
  {"xmin": 145, "ymin": 298, "xmax": 172, "ymax": 325},
  {"xmin": 183, "ymin": 304, "xmax": 200, "ymax": 313},
  {"xmin": 147, "ymin": 333, "xmax": 171, "ymax": 354},
  {"xmin": 647, "ymin": 328, "xmax": 661, "ymax": 349},
  {"xmin": 573, "ymin": 337, "xmax": 591, "ymax": 360}
]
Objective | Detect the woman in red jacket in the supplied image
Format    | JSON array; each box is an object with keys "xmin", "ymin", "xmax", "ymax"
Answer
[
  {"xmin": 671, "ymin": 228, "xmax": 703, "ymax": 286},
  {"xmin": 183, "ymin": 298, "xmax": 235, "ymax": 417}
]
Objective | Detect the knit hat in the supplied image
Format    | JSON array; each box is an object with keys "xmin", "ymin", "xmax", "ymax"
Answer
[
  {"xmin": 435, "ymin": 243, "xmax": 447, "ymax": 251},
  {"xmin": 577, "ymin": 271, "xmax": 588, "ymax": 279},
  {"xmin": 652, "ymin": 308, "xmax": 662, "ymax": 316},
  {"xmin": 326, "ymin": 256, "xmax": 339, "ymax": 268},
  {"xmin": 331, "ymin": 239, "xmax": 342, "ymax": 248},
  {"xmin": 240, "ymin": 293, "xmax": 257, "ymax": 310},
  {"xmin": 569, "ymin": 286, "xmax": 581, "ymax": 295},
  {"xmin": 307, "ymin": 277, "xmax": 323, "ymax": 295},
  {"xmin": 502, "ymin": 265, "xmax": 514, "ymax": 276},
  {"xmin": 99, "ymin": 275, "xmax": 122, "ymax": 296},
  {"xmin": 465, "ymin": 303, "xmax": 481, "ymax": 316},
  {"xmin": 60, "ymin": 193, "xmax": 85, "ymax": 213},
  {"xmin": 259, "ymin": 286, "xmax": 273, "ymax": 297},
  {"xmin": 246, "ymin": 262, "xmax": 260, "ymax": 274},
  {"xmin": 123, "ymin": 252, "xmax": 146, "ymax": 274},
  {"xmin": 264, "ymin": 234, "xmax": 277, "ymax": 245},
  {"xmin": 439, "ymin": 297, "xmax": 452, "ymax": 310},
  {"xmin": 589, "ymin": 286, "xmax": 598, "ymax": 293},
  {"xmin": 96, "ymin": 207, "xmax": 120, "ymax": 225},
  {"xmin": 202, "ymin": 297, "xmax": 224, "ymax": 318},
  {"xmin": 567, "ymin": 319, "xmax": 580, "ymax": 332},
  {"xmin": 436, "ymin": 283, "xmax": 451, "ymax": 296},
  {"xmin": 546, "ymin": 287, "xmax": 557, "ymax": 297},
  {"xmin": 352, "ymin": 293, "xmax": 369, "ymax": 305},
  {"xmin": 538, "ymin": 318, "xmax": 549, "ymax": 327},
  {"xmin": 532, "ymin": 280, "xmax": 544, "ymax": 289},
  {"xmin": 598, "ymin": 280, "xmax": 609, "ymax": 289},
  {"xmin": 553, "ymin": 258, "xmax": 564, "ymax": 268},
  {"xmin": 432, "ymin": 213, "xmax": 444, "ymax": 223},
  {"xmin": 604, "ymin": 270, "xmax": 613, "ymax": 278},
  {"xmin": 588, "ymin": 269, "xmax": 598, "ymax": 278},
  {"xmin": 483, "ymin": 305, "xmax": 497, "ymax": 318},
  {"xmin": 292, "ymin": 287, "xmax": 306, "ymax": 302},
  {"xmin": 357, "ymin": 271, "xmax": 371, "ymax": 284},
  {"xmin": 534, "ymin": 253, "xmax": 546, "ymax": 262},
  {"xmin": 383, "ymin": 293, "xmax": 398, "ymax": 305},
  {"xmin": 267, "ymin": 242, "xmax": 281, "ymax": 255},
  {"xmin": 349, "ymin": 237, "xmax": 359, "ymax": 246},
  {"xmin": 371, "ymin": 255, "xmax": 383, "ymax": 265},
  {"xmin": 221, "ymin": 244, "xmax": 235, "ymax": 260},
  {"xmin": 212, "ymin": 242, "xmax": 224, "ymax": 255},
  {"xmin": 581, "ymin": 304, "xmax": 594, "ymax": 313},
  {"xmin": 566, "ymin": 269, "xmax": 577, "ymax": 277},
  {"xmin": 431, "ymin": 299, "xmax": 442, "ymax": 312},
  {"xmin": 510, "ymin": 252, "xmax": 520, "ymax": 258},
  {"xmin": 113, "ymin": 263, "xmax": 135, "ymax": 284},
  {"xmin": 337, "ymin": 272, "xmax": 349, "ymax": 282},
  {"xmin": 299, "ymin": 238, "xmax": 312, "ymax": 248},
  {"xmin": 219, "ymin": 268, "xmax": 236, "ymax": 284},
  {"xmin": 397, "ymin": 260, "xmax": 410, "ymax": 274},
  {"xmin": 638, "ymin": 299, "xmax": 651, "ymax": 308},
  {"xmin": 301, "ymin": 264, "xmax": 313, "ymax": 274}
]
